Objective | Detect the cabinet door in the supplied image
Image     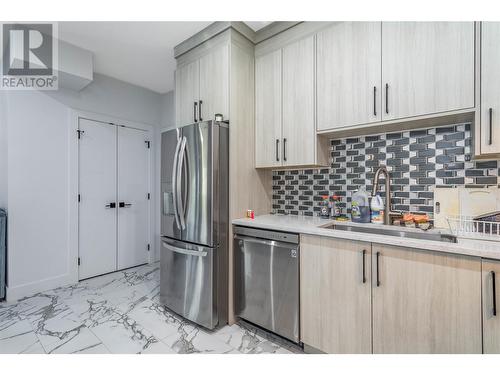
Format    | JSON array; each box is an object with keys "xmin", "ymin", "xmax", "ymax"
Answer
[
  {"xmin": 282, "ymin": 35, "xmax": 316, "ymax": 167},
  {"xmin": 199, "ymin": 44, "xmax": 230, "ymax": 122},
  {"xmin": 480, "ymin": 22, "xmax": 500, "ymax": 154},
  {"xmin": 255, "ymin": 49, "xmax": 282, "ymax": 168},
  {"xmin": 300, "ymin": 235, "xmax": 372, "ymax": 353},
  {"xmin": 482, "ymin": 259, "xmax": 500, "ymax": 353},
  {"xmin": 175, "ymin": 59, "xmax": 199, "ymax": 126},
  {"xmin": 372, "ymin": 244, "xmax": 482, "ymax": 353},
  {"xmin": 317, "ymin": 22, "xmax": 382, "ymax": 131},
  {"xmin": 382, "ymin": 22, "xmax": 474, "ymax": 121}
]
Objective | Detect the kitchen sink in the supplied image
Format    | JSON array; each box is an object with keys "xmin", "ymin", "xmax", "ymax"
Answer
[{"xmin": 322, "ymin": 223, "xmax": 457, "ymax": 243}]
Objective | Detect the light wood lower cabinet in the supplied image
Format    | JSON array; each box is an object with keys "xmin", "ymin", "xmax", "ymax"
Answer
[
  {"xmin": 300, "ymin": 235, "xmax": 372, "ymax": 353},
  {"xmin": 372, "ymin": 244, "xmax": 482, "ymax": 354},
  {"xmin": 482, "ymin": 259, "xmax": 500, "ymax": 353},
  {"xmin": 300, "ymin": 236, "xmax": 483, "ymax": 354}
]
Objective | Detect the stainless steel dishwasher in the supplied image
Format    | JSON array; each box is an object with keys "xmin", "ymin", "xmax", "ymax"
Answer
[{"xmin": 234, "ymin": 226, "xmax": 300, "ymax": 343}]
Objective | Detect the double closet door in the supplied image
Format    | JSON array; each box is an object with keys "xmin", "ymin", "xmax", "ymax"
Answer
[{"xmin": 78, "ymin": 118, "xmax": 150, "ymax": 280}]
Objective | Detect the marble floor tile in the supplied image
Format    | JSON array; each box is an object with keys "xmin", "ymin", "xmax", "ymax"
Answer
[
  {"xmin": 214, "ymin": 324, "xmax": 287, "ymax": 354},
  {"xmin": 71, "ymin": 342, "xmax": 111, "ymax": 354},
  {"xmin": 161, "ymin": 326, "xmax": 234, "ymax": 354},
  {"xmin": 0, "ymin": 262, "xmax": 296, "ymax": 355},
  {"xmin": 116, "ymin": 298, "xmax": 183, "ymax": 340},
  {"xmin": 0, "ymin": 319, "xmax": 43, "ymax": 354}
]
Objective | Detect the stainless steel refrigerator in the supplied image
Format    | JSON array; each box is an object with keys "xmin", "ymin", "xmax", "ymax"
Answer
[{"xmin": 160, "ymin": 120, "xmax": 228, "ymax": 330}]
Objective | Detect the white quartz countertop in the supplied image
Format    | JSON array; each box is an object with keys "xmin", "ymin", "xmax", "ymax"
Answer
[{"xmin": 232, "ymin": 214, "xmax": 500, "ymax": 260}]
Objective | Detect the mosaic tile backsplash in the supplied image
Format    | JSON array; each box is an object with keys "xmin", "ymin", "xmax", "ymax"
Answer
[{"xmin": 272, "ymin": 123, "xmax": 500, "ymax": 218}]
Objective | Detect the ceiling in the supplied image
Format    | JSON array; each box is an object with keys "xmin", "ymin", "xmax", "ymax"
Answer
[
  {"xmin": 58, "ymin": 22, "xmax": 273, "ymax": 94},
  {"xmin": 244, "ymin": 21, "xmax": 273, "ymax": 31},
  {"xmin": 58, "ymin": 22, "xmax": 212, "ymax": 94}
]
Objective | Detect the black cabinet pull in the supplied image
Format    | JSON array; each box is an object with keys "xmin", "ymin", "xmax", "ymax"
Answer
[
  {"xmin": 362, "ymin": 249, "xmax": 366, "ymax": 284},
  {"xmin": 119, "ymin": 202, "xmax": 132, "ymax": 208},
  {"xmin": 373, "ymin": 86, "xmax": 377, "ymax": 117},
  {"xmin": 492, "ymin": 271, "xmax": 497, "ymax": 317},
  {"xmin": 276, "ymin": 139, "xmax": 280, "ymax": 162},
  {"xmin": 199, "ymin": 100, "xmax": 203, "ymax": 122},
  {"xmin": 376, "ymin": 251, "xmax": 381, "ymax": 287},
  {"xmin": 283, "ymin": 138, "xmax": 287, "ymax": 162},
  {"xmin": 193, "ymin": 102, "xmax": 198, "ymax": 122},
  {"xmin": 105, "ymin": 202, "xmax": 116, "ymax": 209},
  {"xmin": 385, "ymin": 83, "xmax": 389, "ymax": 115},
  {"xmin": 489, "ymin": 108, "xmax": 493, "ymax": 146}
]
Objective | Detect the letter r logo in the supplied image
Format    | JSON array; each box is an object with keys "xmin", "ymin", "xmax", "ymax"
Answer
[{"xmin": 2, "ymin": 23, "xmax": 53, "ymax": 76}]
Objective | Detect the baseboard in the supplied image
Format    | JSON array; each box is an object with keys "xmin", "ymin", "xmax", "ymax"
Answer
[{"xmin": 6, "ymin": 273, "xmax": 77, "ymax": 302}]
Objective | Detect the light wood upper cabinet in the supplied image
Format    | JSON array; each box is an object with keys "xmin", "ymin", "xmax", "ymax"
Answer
[
  {"xmin": 372, "ymin": 244, "xmax": 482, "ymax": 354},
  {"xmin": 175, "ymin": 59, "xmax": 199, "ymax": 125},
  {"xmin": 255, "ymin": 36, "xmax": 328, "ymax": 169},
  {"xmin": 175, "ymin": 44, "xmax": 230, "ymax": 126},
  {"xmin": 381, "ymin": 22, "xmax": 475, "ymax": 121},
  {"xmin": 482, "ymin": 258, "xmax": 500, "ymax": 353},
  {"xmin": 282, "ymin": 35, "xmax": 316, "ymax": 167},
  {"xmin": 255, "ymin": 49, "xmax": 282, "ymax": 168},
  {"xmin": 317, "ymin": 22, "xmax": 382, "ymax": 131},
  {"xmin": 300, "ymin": 235, "xmax": 372, "ymax": 354},
  {"xmin": 199, "ymin": 44, "xmax": 230, "ymax": 122},
  {"xmin": 480, "ymin": 22, "xmax": 500, "ymax": 154}
]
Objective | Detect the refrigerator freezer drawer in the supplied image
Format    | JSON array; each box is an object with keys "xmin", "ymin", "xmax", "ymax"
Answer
[{"xmin": 160, "ymin": 237, "xmax": 217, "ymax": 329}]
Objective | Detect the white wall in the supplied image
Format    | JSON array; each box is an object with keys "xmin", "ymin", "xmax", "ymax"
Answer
[
  {"xmin": 6, "ymin": 91, "xmax": 73, "ymax": 298},
  {"xmin": 5, "ymin": 75, "xmax": 165, "ymax": 301}
]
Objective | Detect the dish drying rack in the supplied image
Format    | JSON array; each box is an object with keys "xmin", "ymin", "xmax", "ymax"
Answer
[{"xmin": 447, "ymin": 214, "xmax": 500, "ymax": 241}]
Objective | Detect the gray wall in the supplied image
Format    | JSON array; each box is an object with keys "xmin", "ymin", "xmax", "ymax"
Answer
[
  {"xmin": 160, "ymin": 90, "xmax": 175, "ymax": 130},
  {"xmin": 0, "ymin": 92, "xmax": 7, "ymax": 209},
  {"xmin": 46, "ymin": 73, "xmax": 163, "ymax": 126}
]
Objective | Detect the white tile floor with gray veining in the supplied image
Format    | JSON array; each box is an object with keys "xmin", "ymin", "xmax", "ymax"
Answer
[{"xmin": 0, "ymin": 263, "xmax": 295, "ymax": 354}]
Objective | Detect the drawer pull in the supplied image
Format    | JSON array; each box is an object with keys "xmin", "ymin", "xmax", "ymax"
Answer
[
  {"xmin": 362, "ymin": 249, "xmax": 366, "ymax": 284},
  {"xmin": 492, "ymin": 270, "xmax": 497, "ymax": 317},
  {"xmin": 376, "ymin": 251, "xmax": 381, "ymax": 287}
]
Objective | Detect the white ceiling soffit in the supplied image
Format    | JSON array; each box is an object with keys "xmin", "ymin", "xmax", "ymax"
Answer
[
  {"xmin": 58, "ymin": 21, "xmax": 212, "ymax": 94},
  {"xmin": 244, "ymin": 21, "xmax": 273, "ymax": 31}
]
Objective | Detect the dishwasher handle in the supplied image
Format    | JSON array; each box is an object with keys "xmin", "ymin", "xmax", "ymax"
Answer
[{"xmin": 234, "ymin": 235, "xmax": 299, "ymax": 250}]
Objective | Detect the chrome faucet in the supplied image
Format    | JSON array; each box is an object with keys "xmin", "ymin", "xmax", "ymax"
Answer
[{"xmin": 372, "ymin": 165, "xmax": 391, "ymax": 225}]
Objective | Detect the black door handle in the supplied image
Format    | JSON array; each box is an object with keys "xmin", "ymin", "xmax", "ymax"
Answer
[
  {"xmin": 276, "ymin": 139, "xmax": 280, "ymax": 162},
  {"xmin": 373, "ymin": 86, "xmax": 377, "ymax": 117},
  {"xmin": 119, "ymin": 202, "xmax": 132, "ymax": 208},
  {"xmin": 376, "ymin": 251, "xmax": 381, "ymax": 287},
  {"xmin": 492, "ymin": 270, "xmax": 497, "ymax": 317},
  {"xmin": 199, "ymin": 100, "xmax": 203, "ymax": 121},
  {"xmin": 362, "ymin": 249, "xmax": 366, "ymax": 284},
  {"xmin": 385, "ymin": 83, "xmax": 389, "ymax": 115},
  {"xmin": 283, "ymin": 138, "xmax": 287, "ymax": 162},
  {"xmin": 105, "ymin": 202, "xmax": 116, "ymax": 209},
  {"xmin": 193, "ymin": 102, "xmax": 198, "ymax": 122},
  {"xmin": 489, "ymin": 108, "xmax": 493, "ymax": 146}
]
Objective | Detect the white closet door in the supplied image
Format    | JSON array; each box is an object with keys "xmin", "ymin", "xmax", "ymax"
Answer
[
  {"xmin": 78, "ymin": 119, "xmax": 117, "ymax": 280},
  {"xmin": 117, "ymin": 126, "xmax": 150, "ymax": 270}
]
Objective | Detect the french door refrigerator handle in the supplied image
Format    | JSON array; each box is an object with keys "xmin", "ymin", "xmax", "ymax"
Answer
[
  {"xmin": 162, "ymin": 241, "xmax": 207, "ymax": 257},
  {"xmin": 171, "ymin": 136, "xmax": 182, "ymax": 229},
  {"xmin": 177, "ymin": 136, "xmax": 187, "ymax": 230}
]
